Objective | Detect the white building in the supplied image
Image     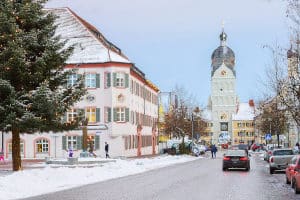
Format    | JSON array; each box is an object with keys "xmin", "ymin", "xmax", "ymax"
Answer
[
  {"xmin": 207, "ymin": 29, "xmax": 239, "ymax": 144},
  {"xmin": 0, "ymin": 8, "xmax": 159, "ymax": 159}
]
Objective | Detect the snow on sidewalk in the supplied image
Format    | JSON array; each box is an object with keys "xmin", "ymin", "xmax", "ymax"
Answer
[{"xmin": 0, "ymin": 155, "xmax": 201, "ymax": 200}]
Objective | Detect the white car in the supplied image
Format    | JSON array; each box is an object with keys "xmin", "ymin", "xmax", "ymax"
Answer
[{"xmin": 192, "ymin": 144, "xmax": 206, "ymax": 156}]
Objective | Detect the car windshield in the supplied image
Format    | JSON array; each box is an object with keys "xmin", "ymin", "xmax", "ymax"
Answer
[
  {"xmin": 273, "ymin": 150, "xmax": 293, "ymax": 156},
  {"xmin": 225, "ymin": 150, "xmax": 246, "ymax": 157}
]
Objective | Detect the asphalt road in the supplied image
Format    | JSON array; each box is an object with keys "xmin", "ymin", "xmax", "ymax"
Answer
[{"xmin": 22, "ymin": 152, "xmax": 300, "ymax": 200}]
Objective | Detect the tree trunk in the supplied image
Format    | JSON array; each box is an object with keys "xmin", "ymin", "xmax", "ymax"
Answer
[
  {"xmin": 82, "ymin": 126, "xmax": 88, "ymax": 152},
  {"xmin": 12, "ymin": 126, "xmax": 22, "ymax": 171}
]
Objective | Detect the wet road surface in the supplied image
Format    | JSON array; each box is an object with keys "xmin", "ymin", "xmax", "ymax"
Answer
[{"xmin": 23, "ymin": 151, "xmax": 300, "ymax": 200}]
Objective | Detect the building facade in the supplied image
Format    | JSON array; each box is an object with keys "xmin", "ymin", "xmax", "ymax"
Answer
[
  {"xmin": 0, "ymin": 8, "xmax": 159, "ymax": 159},
  {"xmin": 208, "ymin": 29, "xmax": 239, "ymax": 144},
  {"xmin": 203, "ymin": 29, "xmax": 255, "ymax": 146}
]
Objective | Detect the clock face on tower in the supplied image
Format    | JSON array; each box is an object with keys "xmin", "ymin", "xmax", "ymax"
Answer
[{"xmin": 221, "ymin": 70, "xmax": 227, "ymax": 76}]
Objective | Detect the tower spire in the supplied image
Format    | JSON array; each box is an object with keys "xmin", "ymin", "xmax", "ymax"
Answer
[{"xmin": 220, "ymin": 20, "xmax": 227, "ymax": 46}]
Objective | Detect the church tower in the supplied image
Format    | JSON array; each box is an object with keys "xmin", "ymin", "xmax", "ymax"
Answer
[{"xmin": 209, "ymin": 29, "xmax": 238, "ymax": 144}]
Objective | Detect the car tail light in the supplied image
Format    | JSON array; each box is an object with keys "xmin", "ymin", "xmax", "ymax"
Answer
[
  {"xmin": 223, "ymin": 157, "xmax": 231, "ymax": 161},
  {"xmin": 270, "ymin": 157, "xmax": 274, "ymax": 163},
  {"xmin": 240, "ymin": 157, "xmax": 248, "ymax": 161},
  {"xmin": 268, "ymin": 151, "xmax": 272, "ymax": 155}
]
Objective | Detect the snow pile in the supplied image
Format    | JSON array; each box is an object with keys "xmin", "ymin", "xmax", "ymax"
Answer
[{"xmin": 0, "ymin": 155, "xmax": 199, "ymax": 200}]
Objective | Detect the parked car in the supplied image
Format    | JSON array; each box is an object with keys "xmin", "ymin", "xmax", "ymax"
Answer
[
  {"xmin": 192, "ymin": 144, "xmax": 206, "ymax": 156},
  {"xmin": 222, "ymin": 149, "xmax": 250, "ymax": 171},
  {"xmin": 286, "ymin": 155, "xmax": 300, "ymax": 184},
  {"xmin": 269, "ymin": 148, "xmax": 294, "ymax": 174},
  {"xmin": 221, "ymin": 143, "xmax": 229, "ymax": 149},
  {"xmin": 251, "ymin": 143, "xmax": 264, "ymax": 151},
  {"xmin": 264, "ymin": 147, "xmax": 275, "ymax": 162}
]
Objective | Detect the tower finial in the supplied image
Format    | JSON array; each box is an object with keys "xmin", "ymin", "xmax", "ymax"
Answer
[{"xmin": 220, "ymin": 20, "xmax": 227, "ymax": 46}]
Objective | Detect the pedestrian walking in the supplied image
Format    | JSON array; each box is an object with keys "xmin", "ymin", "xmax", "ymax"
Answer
[
  {"xmin": 211, "ymin": 144, "xmax": 217, "ymax": 159},
  {"xmin": 105, "ymin": 142, "xmax": 110, "ymax": 158},
  {"xmin": 68, "ymin": 147, "xmax": 73, "ymax": 158}
]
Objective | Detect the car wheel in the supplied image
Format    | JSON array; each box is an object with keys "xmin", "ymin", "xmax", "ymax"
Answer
[
  {"xmin": 269, "ymin": 167, "xmax": 274, "ymax": 174},
  {"xmin": 245, "ymin": 167, "xmax": 250, "ymax": 171},
  {"xmin": 222, "ymin": 167, "xmax": 227, "ymax": 171},
  {"xmin": 286, "ymin": 176, "xmax": 291, "ymax": 184},
  {"xmin": 294, "ymin": 180, "xmax": 300, "ymax": 194}
]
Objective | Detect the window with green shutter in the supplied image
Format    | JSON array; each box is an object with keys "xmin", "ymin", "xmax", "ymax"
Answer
[
  {"xmin": 106, "ymin": 72, "xmax": 111, "ymax": 88},
  {"xmin": 96, "ymin": 108, "xmax": 100, "ymax": 122},
  {"xmin": 125, "ymin": 108, "xmax": 129, "ymax": 122},
  {"xmin": 113, "ymin": 73, "xmax": 117, "ymax": 87},
  {"xmin": 77, "ymin": 136, "xmax": 82, "ymax": 150},
  {"xmin": 125, "ymin": 74, "xmax": 129, "ymax": 88},
  {"xmin": 95, "ymin": 135, "xmax": 100, "ymax": 150},
  {"xmin": 62, "ymin": 136, "xmax": 66, "ymax": 150},
  {"xmin": 113, "ymin": 108, "xmax": 118, "ymax": 122},
  {"xmin": 96, "ymin": 74, "xmax": 100, "ymax": 88},
  {"xmin": 107, "ymin": 107, "xmax": 111, "ymax": 122}
]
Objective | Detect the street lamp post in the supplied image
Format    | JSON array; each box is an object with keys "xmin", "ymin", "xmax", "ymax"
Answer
[
  {"xmin": 287, "ymin": 123, "xmax": 290, "ymax": 148},
  {"xmin": 191, "ymin": 113, "xmax": 194, "ymax": 142}
]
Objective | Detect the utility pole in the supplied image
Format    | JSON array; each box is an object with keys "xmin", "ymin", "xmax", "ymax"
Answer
[{"xmin": 191, "ymin": 113, "xmax": 194, "ymax": 142}]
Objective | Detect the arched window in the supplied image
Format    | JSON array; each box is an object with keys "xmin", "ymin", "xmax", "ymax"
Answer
[{"xmin": 36, "ymin": 139, "xmax": 49, "ymax": 153}]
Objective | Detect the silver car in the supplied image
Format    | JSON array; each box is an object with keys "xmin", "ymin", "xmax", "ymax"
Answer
[{"xmin": 269, "ymin": 148, "xmax": 294, "ymax": 174}]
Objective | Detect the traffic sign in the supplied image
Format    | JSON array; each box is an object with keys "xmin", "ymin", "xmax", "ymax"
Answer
[{"xmin": 265, "ymin": 133, "xmax": 272, "ymax": 141}]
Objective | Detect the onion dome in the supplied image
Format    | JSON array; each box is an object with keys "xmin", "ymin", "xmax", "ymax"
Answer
[{"xmin": 211, "ymin": 30, "xmax": 236, "ymax": 77}]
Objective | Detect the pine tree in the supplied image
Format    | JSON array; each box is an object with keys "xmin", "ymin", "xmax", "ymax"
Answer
[{"xmin": 0, "ymin": 0, "xmax": 86, "ymax": 171}]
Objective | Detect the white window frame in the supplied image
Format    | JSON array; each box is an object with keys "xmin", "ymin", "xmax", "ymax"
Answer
[
  {"xmin": 86, "ymin": 107, "xmax": 96, "ymax": 123},
  {"xmin": 67, "ymin": 74, "xmax": 77, "ymax": 87},
  {"xmin": 116, "ymin": 72, "xmax": 125, "ymax": 87},
  {"xmin": 116, "ymin": 107, "xmax": 125, "ymax": 122},
  {"xmin": 8, "ymin": 142, "xmax": 24, "ymax": 153},
  {"xmin": 36, "ymin": 139, "xmax": 49, "ymax": 153},
  {"xmin": 68, "ymin": 109, "xmax": 78, "ymax": 122},
  {"xmin": 67, "ymin": 136, "xmax": 77, "ymax": 150},
  {"xmin": 85, "ymin": 73, "xmax": 96, "ymax": 88}
]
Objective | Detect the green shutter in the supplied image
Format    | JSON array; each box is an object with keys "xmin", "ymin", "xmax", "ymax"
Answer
[
  {"xmin": 125, "ymin": 73, "xmax": 129, "ymax": 88},
  {"xmin": 125, "ymin": 108, "xmax": 129, "ymax": 122},
  {"xmin": 96, "ymin": 108, "xmax": 100, "ymax": 122},
  {"xmin": 96, "ymin": 74, "xmax": 100, "ymax": 88},
  {"xmin": 113, "ymin": 108, "xmax": 118, "ymax": 122},
  {"xmin": 106, "ymin": 73, "xmax": 111, "ymax": 88},
  {"xmin": 62, "ymin": 136, "xmax": 66, "ymax": 150},
  {"xmin": 113, "ymin": 73, "xmax": 117, "ymax": 87},
  {"xmin": 95, "ymin": 135, "xmax": 100, "ymax": 150},
  {"xmin": 108, "ymin": 107, "xmax": 111, "ymax": 122},
  {"xmin": 77, "ymin": 136, "xmax": 82, "ymax": 150}
]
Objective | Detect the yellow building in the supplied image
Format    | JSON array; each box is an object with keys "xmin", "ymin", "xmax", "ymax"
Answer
[
  {"xmin": 232, "ymin": 101, "xmax": 256, "ymax": 145},
  {"xmin": 201, "ymin": 122, "xmax": 213, "ymax": 145}
]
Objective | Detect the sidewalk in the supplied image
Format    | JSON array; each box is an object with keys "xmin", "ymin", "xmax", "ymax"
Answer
[{"xmin": 0, "ymin": 159, "xmax": 45, "ymax": 171}]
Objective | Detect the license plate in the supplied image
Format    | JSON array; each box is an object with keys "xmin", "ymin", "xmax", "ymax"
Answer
[{"xmin": 232, "ymin": 159, "xmax": 238, "ymax": 162}]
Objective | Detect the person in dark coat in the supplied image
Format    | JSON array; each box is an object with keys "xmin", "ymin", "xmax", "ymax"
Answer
[
  {"xmin": 211, "ymin": 144, "xmax": 217, "ymax": 159},
  {"xmin": 105, "ymin": 142, "xmax": 110, "ymax": 158}
]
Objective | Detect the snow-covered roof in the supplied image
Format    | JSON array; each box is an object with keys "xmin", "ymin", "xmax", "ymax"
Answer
[
  {"xmin": 232, "ymin": 103, "xmax": 255, "ymax": 121},
  {"xmin": 201, "ymin": 108, "xmax": 212, "ymax": 121},
  {"xmin": 45, "ymin": 8, "xmax": 131, "ymax": 64}
]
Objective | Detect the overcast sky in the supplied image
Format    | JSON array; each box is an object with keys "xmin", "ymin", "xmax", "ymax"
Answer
[{"xmin": 46, "ymin": 0, "xmax": 288, "ymax": 107}]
